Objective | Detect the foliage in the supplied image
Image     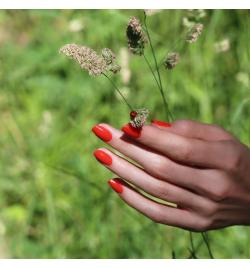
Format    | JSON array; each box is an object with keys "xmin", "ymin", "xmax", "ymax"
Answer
[{"xmin": 0, "ymin": 10, "xmax": 250, "ymax": 258}]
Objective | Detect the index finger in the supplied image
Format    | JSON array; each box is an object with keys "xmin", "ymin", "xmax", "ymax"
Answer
[
  {"xmin": 152, "ymin": 119, "xmax": 235, "ymax": 141},
  {"xmin": 121, "ymin": 123, "xmax": 231, "ymax": 169}
]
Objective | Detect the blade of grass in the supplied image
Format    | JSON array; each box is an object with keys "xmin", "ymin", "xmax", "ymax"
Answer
[
  {"xmin": 201, "ymin": 232, "xmax": 214, "ymax": 259},
  {"xmin": 189, "ymin": 231, "xmax": 198, "ymax": 259},
  {"xmin": 143, "ymin": 11, "xmax": 173, "ymax": 122},
  {"xmin": 102, "ymin": 73, "xmax": 133, "ymax": 111}
]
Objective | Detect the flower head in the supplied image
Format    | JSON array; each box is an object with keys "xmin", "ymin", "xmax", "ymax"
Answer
[
  {"xmin": 130, "ymin": 108, "xmax": 149, "ymax": 128},
  {"xmin": 101, "ymin": 48, "xmax": 116, "ymax": 65},
  {"xmin": 187, "ymin": 10, "xmax": 206, "ymax": 22},
  {"xmin": 186, "ymin": 23, "xmax": 204, "ymax": 43},
  {"xmin": 164, "ymin": 52, "xmax": 180, "ymax": 70},
  {"xmin": 101, "ymin": 48, "xmax": 121, "ymax": 74},
  {"xmin": 126, "ymin": 17, "xmax": 147, "ymax": 55},
  {"xmin": 183, "ymin": 10, "xmax": 206, "ymax": 28},
  {"xmin": 59, "ymin": 44, "xmax": 107, "ymax": 76}
]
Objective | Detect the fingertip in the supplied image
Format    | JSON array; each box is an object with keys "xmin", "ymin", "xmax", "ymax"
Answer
[
  {"xmin": 151, "ymin": 119, "xmax": 172, "ymax": 128},
  {"xmin": 121, "ymin": 123, "xmax": 142, "ymax": 139},
  {"xmin": 92, "ymin": 124, "xmax": 112, "ymax": 142},
  {"xmin": 108, "ymin": 178, "xmax": 124, "ymax": 193}
]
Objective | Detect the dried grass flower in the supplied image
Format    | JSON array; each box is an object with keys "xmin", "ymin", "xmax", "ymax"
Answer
[
  {"xmin": 164, "ymin": 52, "xmax": 180, "ymax": 70},
  {"xmin": 126, "ymin": 16, "xmax": 147, "ymax": 55},
  {"xmin": 101, "ymin": 48, "xmax": 116, "ymax": 65},
  {"xmin": 130, "ymin": 108, "xmax": 149, "ymax": 128},
  {"xmin": 102, "ymin": 48, "xmax": 121, "ymax": 74},
  {"xmin": 187, "ymin": 9, "xmax": 206, "ymax": 22},
  {"xmin": 183, "ymin": 10, "xmax": 206, "ymax": 28},
  {"xmin": 59, "ymin": 44, "xmax": 107, "ymax": 76},
  {"xmin": 186, "ymin": 23, "xmax": 204, "ymax": 43}
]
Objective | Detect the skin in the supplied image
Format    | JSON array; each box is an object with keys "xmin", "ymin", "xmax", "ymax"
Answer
[{"xmin": 94, "ymin": 119, "xmax": 250, "ymax": 231}]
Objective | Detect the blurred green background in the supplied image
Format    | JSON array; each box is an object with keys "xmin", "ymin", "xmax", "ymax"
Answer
[{"xmin": 0, "ymin": 10, "xmax": 250, "ymax": 258}]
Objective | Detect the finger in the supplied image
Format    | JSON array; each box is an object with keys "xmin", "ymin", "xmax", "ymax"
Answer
[
  {"xmin": 92, "ymin": 124, "xmax": 214, "ymax": 195},
  {"xmin": 93, "ymin": 147, "xmax": 210, "ymax": 212},
  {"xmin": 92, "ymin": 124, "xmax": 237, "ymax": 198},
  {"xmin": 121, "ymin": 123, "xmax": 232, "ymax": 169},
  {"xmin": 107, "ymin": 178, "xmax": 202, "ymax": 231},
  {"xmin": 151, "ymin": 119, "xmax": 235, "ymax": 141}
]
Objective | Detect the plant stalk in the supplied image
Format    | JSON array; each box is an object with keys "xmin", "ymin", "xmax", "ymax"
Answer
[
  {"xmin": 201, "ymin": 232, "xmax": 214, "ymax": 259},
  {"xmin": 189, "ymin": 231, "xmax": 198, "ymax": 259},
  {"xmin": 102, "ymin": 73, "xmax": 133, "ymax": 111},
  {"xmin": 143, "ymin": 12, "xmax": 173, "ymax": 121}
]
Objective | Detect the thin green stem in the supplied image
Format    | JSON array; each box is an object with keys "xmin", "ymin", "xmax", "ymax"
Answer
[
  {"xmin": 201, "ymin": 232, "xmax": 214, "ymax": 259},
  {"xmin": 143, "ymin": 53, "xmax": 161, "ymax": 90},
  {"xmin": 187, "ymin": 237, "xmax": 204, "ymax": 258},
  {"xmin": 143, "ymin": 53, "xmax": 173, "ymax": 121},
  {"xmin": 189, "ymin": 231, "xmax": 198, "ymax": 259},
  {"xmin": 143, "ymin": 12, "xmax": 173, "ymax": 121},
  {"xmin": 172, "ymin": 250, "xmax": 176, "ymax": 259},
  {"xmin": 102, "ymin": 73, "xmax": 133, "ymax": 111},
  {"xmin": 157, "ymin": 30, "xmax": 189, "ymax": 68}
]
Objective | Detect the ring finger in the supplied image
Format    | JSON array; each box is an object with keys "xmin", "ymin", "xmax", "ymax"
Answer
[
  {"xmin": 92, "ymin": 123, "xmax": 212, "ymax": 194},
  {"xmin": 93, "ymin": 147, "xmax": 212, "ymax": 213}
]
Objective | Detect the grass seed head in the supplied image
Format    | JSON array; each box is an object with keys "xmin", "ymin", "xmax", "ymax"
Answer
[
  {"xmin": 101, "ymin": 48, "xmax": 116, "ymax": 65},
  {"xmin": 108, "ymin": 64, "xmax": 121, "ymax": 74},
  {"xmin": 130, "ymin": 108, "xmax": 149, "ymax": 128},
  {"xmin": 101, "ymin": 48, "xmax": 121, "ymax": 74},
  {"xmin": 126, "ymin": 16, "xmax": 147, "ymax": 56},
  {"xmin": 186, "ymin": 23, "xmax": 204, "ymax": 43},
  {"xmin": 187, "ymin": 9, "xmax": 206, "ymax": 22},
  {"xmin": 164, "ymin": 52, "xmax": 180, "ymax": 70},
  {"xmin": 59, "ymin": 44, "xmax": 107, "ymax": 76}
]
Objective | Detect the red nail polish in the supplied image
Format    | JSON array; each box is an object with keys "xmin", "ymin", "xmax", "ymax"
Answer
[
  {"xmin": 92, "ymin": 125, "xmax": 112, "ymax": 142},
  {"xmin": 108, "ymin": 179, "xmax": 123, "ymax": 193},
  {"xmin": 121, "ymin": 123, "xmax": 141, "ymax": 138},
  {"xmin": 93, "ymin": 149, "xmax": 112, "ymax": 165},
  {"xmin": 151, "ymin": 119, "xmax": 171, "ymax": 128}
]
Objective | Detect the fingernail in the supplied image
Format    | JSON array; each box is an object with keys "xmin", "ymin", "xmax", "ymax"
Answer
[
  {"xmin": 92, "ymin": 125, "xmax": 112, "ymax": 142},
  {"xmin": 121, "ymin": 123, "xmax": 141, "ymax": 138},
  {"xmin": 93, "ymin": 149, "xmax": 112, "ymax": 165},
  {"xmin": 151, "ymin": 119, "xmax": 171, "ymax": 128},
  {"xmin": 108, "ymin": 179, "xmax": 123, "ymax": 193}
]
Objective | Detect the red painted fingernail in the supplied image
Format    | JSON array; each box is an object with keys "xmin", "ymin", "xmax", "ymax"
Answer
[
  {"xmin": 92, "ymin": 125, "xmax": 112, "ymax": 142},
  {"xmin": 93, "ymin": 149, "xmax": 112, "ymax": 165},
  {"xmin": 108, "ymin": 179, "xmax": 123, "ymax": 193},
  {"xmin": 121, "ymin": 123, "xmax": 141, "ymax": 138},
  {"xmin": 151, "ymin": 119, "xmax": 171, "ymax": 128}
]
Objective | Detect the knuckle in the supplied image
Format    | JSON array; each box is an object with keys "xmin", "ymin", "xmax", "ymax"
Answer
[
  {"xmin": 209, "ymin": 183, "xmax": 230, "ymax": 201},
  {"xmin": 180, "ymin": 141, "xmax": 193, "ymax": 161},
  {"xmin": 193, "ymin": 218, "xmax": 212, "ymax": 232},
  {"xmin": 225, "ymin": 144, "xmax": 242, "ymax": 173},
  {"xmin": 211, "ymin": 124, "xmax": 225, "ymax": 133},
  {"xmin": 173, "ymin": 120, "xmax": 192, "ymax": 133},
  {"xmin": 149, "ymin": 158, "xmax": 170, "ymax": 178},
  {"xmin": 212, "ymin": 125, "xmax": 234, "ymax": 140},
  {"xmin": 149, "ymin": 208, "xmax": 165, "ymax": 224},
  {"xmin": 154, "ymin": 182, "xmax": 173, "ymax": 201},
  {"xmin": 151, "ymin": 216, "xmax": 162, "ymax": 224},
  {"xmin": 203, "ymin": 202, "xmax": 220, "ymax": 217}
]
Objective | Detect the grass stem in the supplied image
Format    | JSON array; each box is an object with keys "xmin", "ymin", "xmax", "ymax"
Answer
[
  {"xmin": 102, "ymin": 73, "xmax": 133, "ymax": 111},
  {"xmin": 201, "ymin": 232, "xmax": 214, "ymax": 259},
  {"xmin": 143, "ymin": 12, "xmax": 173, "ymax": 121},
  {"xmin": 189, "ymin": 231, "xmax": 198, "ymax": 259}
]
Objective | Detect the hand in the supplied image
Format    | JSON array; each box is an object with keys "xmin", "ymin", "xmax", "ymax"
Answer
[{"xmin": 92, "ymin": 119, "xmax": 250, "ymax": 231}]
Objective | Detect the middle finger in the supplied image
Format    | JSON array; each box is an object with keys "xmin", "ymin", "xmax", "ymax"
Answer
[{"xmin": 92, "ymin": 123, "xmax": 212, "ymax": 194}]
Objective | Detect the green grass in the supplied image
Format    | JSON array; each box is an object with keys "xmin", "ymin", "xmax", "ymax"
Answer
[{"xmin": 0, "ymin": 9, "xmax": 250, "ymax": 258}]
